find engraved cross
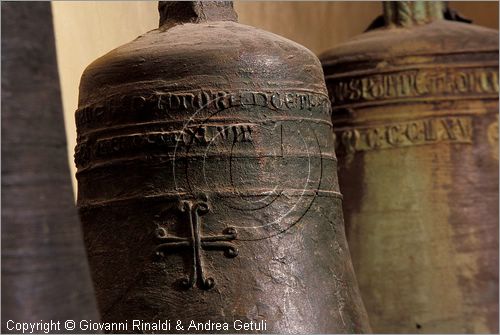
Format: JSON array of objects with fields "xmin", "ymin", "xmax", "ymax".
[{"xmin": 155, "ymin": 199, "xmax": 238, "ymax": 290}]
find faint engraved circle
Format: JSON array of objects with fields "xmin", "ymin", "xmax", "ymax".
[{"xmin": 171, "ymin": 91, "xmax": 327, "ymax": 240}]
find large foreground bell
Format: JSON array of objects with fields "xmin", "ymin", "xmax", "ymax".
[
  {"xmin": 75, "ymin": 1, "xmax": 370, "ymax": 333},
  {"xmin": 320, "ymin": 1, "xmax": 498, "ymax": 333}
]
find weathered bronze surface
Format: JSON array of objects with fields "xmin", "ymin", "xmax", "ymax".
[
  {"xmin": 1, "ymin": 2, "xmax": 99, "ymax": 331},
  {"xmin": 76, "ymin": 1, "xmax": 370, "ymax": 333},
  {"xmin": 321, "ymin": 1, "xmax": 499, "ymax": 333}
]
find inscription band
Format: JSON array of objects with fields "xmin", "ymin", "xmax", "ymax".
[
  {"xmin": 334, "ymin": 116, "xmax": 473, "ymax": 153},
  {"xmin": 327, "ymin": 67, "xmax": 498, "ymax": 105},
  {"xmin": 76, "ymin": 90, "xmax": 331, "ymax": 133}
]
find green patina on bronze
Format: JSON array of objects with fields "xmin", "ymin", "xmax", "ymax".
[
  {"xmin": 383, "ymin": 1, "xmax": 444, "ymax": 27},
  {"xmin": 321, "ymin": 1, "xmax": 499, "ymax": 333}
]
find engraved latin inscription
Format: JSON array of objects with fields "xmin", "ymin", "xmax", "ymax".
[
  {"xmin": 76, "ymin": 90, "xmax": 331, "ymax": 131},
  {"xmin": 75, "ymin": 124, "xmax": 255, "ymax": 167},
  {"xmin": 156, "ymin": 91, "xmax": 330, "ymax": 113},
  {"xmin": 329, "ymin": 68, "xmax": 499, "ymax": 104},
  {"xmin": 335, "ymin": 116, "xmax": 473, "ymax": 153},
  {"xmin": 75, "ymin": 90, "xmax": 332, "ymax": 168},
  {"xmin": 95, "ymin": 124, "xmax": 253, "ymax": 157}
]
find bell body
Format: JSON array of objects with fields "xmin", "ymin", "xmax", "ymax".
[
  {"xmin": 321, "ymin": 2, "xmax": 498, "ymax": 333},
  {"xmin": 76, "ymin": 2, "xmax": 370, "ymax": 333},
  {"xmin": 2, "ymin": 2, "xmax": 98, "ymax": 328}
]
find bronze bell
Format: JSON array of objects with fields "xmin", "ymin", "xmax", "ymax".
[
  {"xmin": 75, "ymin": 1, "xmax": 370, "ymax": 333},
  {"xmin": 321, "ymin": 1, "xmax": 498, "ymax": 333},
  {"xmin": 2, "ymin": 1, "xmax": 99, "ymax": 329}
]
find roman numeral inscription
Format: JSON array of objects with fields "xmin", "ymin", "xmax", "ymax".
[
  {"xmin": 334, "ymin": 116, "xmax": 473, "ymax": 154},
  {"xmin": 96, "ymin": 124, "xmax": 253, "ymax": 155},
  {"xmin": 155, "ymin": 199, "xmax": 238, "ymax": 290},
  {"xmin": 75, "ymin": 124, "xmax": 254, "ymax": 168}
]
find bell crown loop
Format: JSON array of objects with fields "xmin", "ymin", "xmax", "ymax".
[
  {"xmin": 158, "ymin": 1, "xmax": 238, "ymax": 28},
  {"xmin": 383, "ymin": 1, "xmax": 445, "ymax": 28}
]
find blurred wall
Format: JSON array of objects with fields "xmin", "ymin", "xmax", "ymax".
[{"xmin": 52, "ymin": 1, "xmax": 499, "ymax": 196}]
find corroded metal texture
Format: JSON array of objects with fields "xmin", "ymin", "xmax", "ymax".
[
  {"xmin": 1, "ymin": 2, "xmax": 99, "ymax": 331},
  {"xmin": 75, "ymin": 1, "xmax": 370, "ymax": 333},
  {"xmin": 321, "ymin": 1, "xmax": 499, "ymax": 333}
]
